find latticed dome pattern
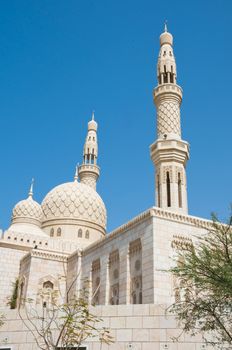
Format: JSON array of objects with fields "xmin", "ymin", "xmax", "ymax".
[
  {"xmin": 41, "ymin": 182, "xmax": 107, "ymax": 229},
  {"xmin": 12, "ymin": 197, "xmax": 43, "ymax": 223}
]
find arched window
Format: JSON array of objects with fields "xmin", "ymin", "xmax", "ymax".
[
  {"xmin": 163, "ymin": 65, "xmax": 168, "ymax": 83},
  {"xmin": 85, "ymin": 230, "xmax": 89, "ymax": 239},
  {"xmin": 178, "ymin": 172, "xmax": 182, "ymax": 208},
  {"xmin": 57, "ymin": 227, "xmax": 61, "ymax": 236},
  {"xmin": 43, "ymin": 281, "xmax": 54, "ymax": 290},
  {"xmin": 166, "ymin": 172, "xmax": 171, "ymax": 207},
  {"xmin": 78, "ymin": 229, "xmax": 82, "ymax": 238}
]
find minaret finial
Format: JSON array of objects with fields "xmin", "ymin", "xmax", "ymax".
[
  {"xmin": 164, "ymin": 20, "xmax": 168, "ymax": 32},
  {"xmin": 92, "ymin": 110, "xmax": 95, "ymax": 121},
  {"xmin": 28, "ymin": 178, "xmax": 34, "ymax": 198},
  {"xmin": 74, "ymin": 164, "xmax": 79, "ymax": 182}
]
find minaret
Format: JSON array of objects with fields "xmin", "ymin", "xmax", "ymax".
[
  {"xmin": 78, "ymin": 112, "xmax": 100, "ymax": 190},
  {"xmin": 150, "ymin": 25, "xmax": 190, "ymax": 214}
]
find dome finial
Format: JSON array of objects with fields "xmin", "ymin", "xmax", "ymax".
[
  {"xmin": 74, "ymin": 164, "xmax": 79, "ymax": 182},
  {"xmin": 92, "ymin": 110, "xmax": 95, "ymax": 121},
  {"xmin": 28, "ymin": 178, "xmax": 34, "ymax": 198},
  {"xmin": 164, "ymin": 20, "xmax": 168, "ymax": 32}
]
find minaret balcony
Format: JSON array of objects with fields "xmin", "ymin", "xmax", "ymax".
[
  {"xmin": 78, "ymin": 163, "xmax": 100, "ymax": 176},
  {"xmin": 154, "ymin": 83, "xmax": 182, "ymax": 102},
  {"xmin": 150, "ymin": 138, "xmax": 190, "ymax": 165}
]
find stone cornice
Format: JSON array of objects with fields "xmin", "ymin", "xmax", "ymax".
[
  {"xmin": 83, "ymin": 209, "xmax": 153, "ymax": 255},
  {"xmin": 0, "ymin": 240, "xmax": 31, "ymax": 252},
  {"xmin": 150, "ymin": 207, "xmax": 213, "ymax": 229},
  {"xmin": 83, "ymin": 207, "xmax": 213, "ymax": 256},
  {"xmin": 21, "ymin": 249, "xmax": 68, "ymax": 263}
]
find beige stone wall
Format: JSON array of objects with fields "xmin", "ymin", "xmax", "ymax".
[
  {"xmin": 0, "ymin": 305, "xmax": 213, "ymax": 350},
  {"xmin": 82, "ymin": 215, "xmax": 154, "ymax": 305},
  {"xmin": 0, "ymin": 245, "xmax": 27, "ymax": 306},
  {"xmin": 19, "ymin": 250, "xmax": 68, "ymax": 304},
  {"xmin": 152, "ymin": 213, "xmax": 208, "ymax": 304}
]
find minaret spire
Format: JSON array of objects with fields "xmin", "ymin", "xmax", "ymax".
[
  {"xmin": 150, "ymin": 27, "xmax": 190, "ymax": 214},
  {"xmin": 74, "ymin": 165, "xmax": 79, "ymax": 182},
  {"xmin": 78, "ymin": 113, "xmax": 100, "ymax": 190},
  {"xmin": 28, "ymin": 178, "xmax": 34, "ymax": 198},
  {"xmin": 164, "ymin": 20, "xmax": 168, "ymax": 32}
]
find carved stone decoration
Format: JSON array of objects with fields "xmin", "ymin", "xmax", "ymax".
[
  {"xmin": 175, "ymin": 166, "xmax": 184, "ymax": 184},
  {"xmin": 92, "ymin": 258, "xmax": 101, "ymax": 305},
  {"xmin": 129, "ymin": 239, "xmax": 142, "ymax": 256},
  {"xmin": 171, "ymin": 234, "xmax": 193, "ymax": 251},
  {"xmin": 129, "ymin": 239, "xmax": 142, "ymax": 304},
  {"xmin": 157, "ymin": 101, "xmax": 181, "ymax": 137},
  {"xmin": 130, "ymin": 275, "xmax": 142, "ymax": 304},
  {"xmin": 162, "ymin": 166, "xmax": 173, "ymax": 183},
  {"xmin": 109, "ymin": 250, "xmax": 119, "ymax": 305},
  {"xmin": 109, "ymin": 283, "xmax": 119, "ymax": 305}
]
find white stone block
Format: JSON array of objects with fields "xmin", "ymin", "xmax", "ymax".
[
  {"xmin": 149, "ymin": 329, "xmax": 166, "ymax": 342},
  {"xmin": 142, "ymin": 343, "xmax": 160, "ymax": 350},
  {"xmin": 117, "ymin": 304, "xmax": 133, "ymax": 316},
  {"xmin": 110, "ymin": 317, "xmax": 126, "ymax": 329},
  {"xmin": 126, "ymin": 316, "xmax": 142, "ymax": 328},
  {"xmin": 142, "ymin": 316, "xmax": 159, "ymax": 328},
  {"xmin": 116, "ymin": 329, "xmax": 132, "ymax": 342},
  {"xmin": 159, "ymin": 316, "xmax": 177, "ymax": 329},
  {"xmin": 132, "ymin": 328, "xmax": 149, "ymax": 341}
]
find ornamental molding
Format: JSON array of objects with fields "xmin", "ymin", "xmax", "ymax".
[
  {"xmin": 31, "ymin": 249, "xmax": 68, "ymax": 262},
  {"xmin": 83, "ymin": 207, "xmax": 213, "ymax": 256},
  {"xmin": 20, "ymin": 249, "xmax": 68, "ymax": 263},
  {"xmin": 171, "ymin": 234, "xmax": 193, "ymax": 250}
]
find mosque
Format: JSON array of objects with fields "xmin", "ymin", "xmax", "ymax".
[{"xmin": 0, "ymin": 26, "xmax": 214, "ymax": 349}]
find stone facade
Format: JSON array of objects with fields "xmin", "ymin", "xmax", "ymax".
[
  {"xmin": 0, "ymin": 25, "xmax": 220, "ymax": 349},
  {"xmin": 0, "ymin": 305, "xmax": 213, "ymax": 350}
]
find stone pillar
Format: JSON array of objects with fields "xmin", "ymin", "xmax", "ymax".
[{"xmin": 119, "ymin": 246, "xmax": 130, "ymax": 304}]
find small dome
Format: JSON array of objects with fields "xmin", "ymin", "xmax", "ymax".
[
  {"xmin": 88, "ymin": 119, "xmax": 97, "ymax": 132},
  {"xmin": 88, "ymin": 111, "xmax": 98, "ymax": 131},
  {"xmin": 160, "ymin": 31, "xmax": 173, "ymax": 46},
  {"xmin": 41, "ymin": 181, "xmax": 107, "ymax": 230},
  {"xmin": 12, "ymin": 196, "xmax": 43, "ymax": 226}
]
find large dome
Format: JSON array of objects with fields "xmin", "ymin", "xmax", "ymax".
[{"xmin": 41, "ymin": 181, "xmax": 107, "ymax": 230}]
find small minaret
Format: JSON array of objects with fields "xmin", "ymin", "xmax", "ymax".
[
  {"xmin": 150, "ymin": 25, "xmax": 190, "ymax": 214},
  {"xmin": 78, "ymin": 112, "xmax": 100, "ymax": 190}
]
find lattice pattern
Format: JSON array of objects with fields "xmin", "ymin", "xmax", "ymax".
[
  {"xmin": 12, "ymin": 197, "xmax": 43, "ymax": 221},
  {"xmin": 157, "ymin": 101, "xmax": 181, "ymax": 137},
  {"xmin": 42, "ymin": 182, "xmax": 106, "ymax": 229}
]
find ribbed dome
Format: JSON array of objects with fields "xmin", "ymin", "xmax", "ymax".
[
  {"xmin": 41, "ymin": 181, "xmax": 107, "ymax": 229},
  {"xmin": 12, "ymin": 196, "xmax": 43, "ymax": 226}
]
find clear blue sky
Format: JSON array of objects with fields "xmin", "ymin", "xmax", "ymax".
[{"xmin": 0, "ymin": 0, "xmax": 231, "ymax": 231}]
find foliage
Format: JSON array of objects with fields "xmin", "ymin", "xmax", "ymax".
[
  {"xmin": 7, "ymin": 278, "xmax": 19, "ymax": 309},
  {"xmin": 18, "ymin": 275, "xmax": 113, "ymax": 350},
  {"xmin": 169, "ymin": 212, "xmax": 232, "ymax": 348}
]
